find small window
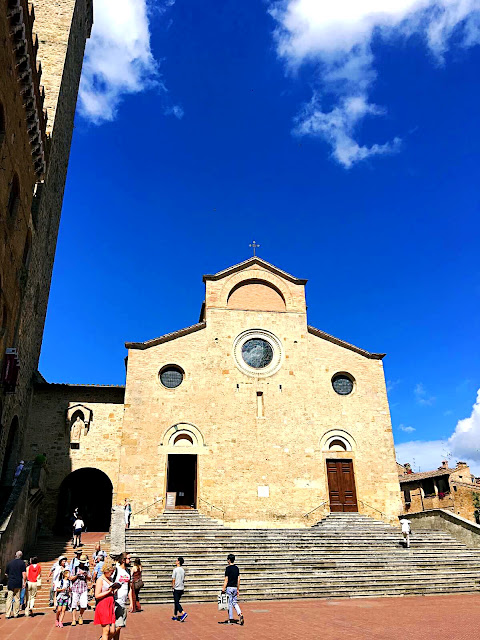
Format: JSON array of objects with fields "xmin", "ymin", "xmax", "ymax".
[
  {"xmin": 329, "ymin": 438, "xmax": 347, "ymax": 451},
  {"xmin": 70, "ymin": 443, "xmax": 80, "ymax": 450},
  {"xmin": 7, "ymin": 173, "xmax": 20, "ymax": 220},
  {"xmin": 173, "ymin": 433, "xmax": 193, "ymax": 446},
  {"xmin": 404, "ymin": 488, "xmax": 411, "ymax": 504},
  {"xmin": 332, "ymin": 373, "xmax": 354, "ymax": 395},
  {"xmin": 160, "ymin": 365, "xmax": 184, "ymax": 389},
  {"xmin": 422, "ymin": 478, "xmax": 435, "ymax": 497}
]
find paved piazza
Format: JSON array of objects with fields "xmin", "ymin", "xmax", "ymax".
[{"xmin": 1, "ymin": 593, "xmax": 479, "ymax": 639}]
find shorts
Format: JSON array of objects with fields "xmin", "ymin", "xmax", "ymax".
[
  {"xmin": 74, "ymin": 528, "xmax": 82, "ymax": 535},
  {"xmin": 71, "ymin": 591, "xmax": 88, "ymax": 610},
  {"xmin": 115, "ymin": 603, "xmax": 128, "ymax": 627}
]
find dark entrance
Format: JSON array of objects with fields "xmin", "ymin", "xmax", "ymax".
[
  {"xmin": 327, "ymin": 459, "xmax": 358, "ymax": 512},
  {"xmin": 56, "ymin": 468, "xmax": 113, "ymax": 533},
  {"xmin": 167, "ymin": 454, "xmax": 197, "ymax": 508}
]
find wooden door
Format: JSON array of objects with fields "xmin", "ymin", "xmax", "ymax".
[{"xmin": 327, "ymin": 460, "xmax": 358, "ymax": 512}]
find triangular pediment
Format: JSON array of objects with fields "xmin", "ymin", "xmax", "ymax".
[{"xmin": 203, "ymin": 257, "xmax": 307, "ymax": 285}]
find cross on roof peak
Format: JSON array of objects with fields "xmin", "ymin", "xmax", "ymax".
[{"xmin": 249, "ymin": 240, "xmax": 260, "ymax": 257}]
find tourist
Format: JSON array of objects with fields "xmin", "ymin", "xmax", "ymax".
[
  {"xmin": 12, "ymin": 460, "xmax": 25, "ymax": 485},
  {"xmin": 94, "ymin": 557, "xmax": 118, "ymax": 640},
  {"xmin": 69, "ymin": 549, "xmax": 82, "ymax": 575},
  {"xmin": 49, "ymin": 556, "xmax": 67, "ymax": 608},
  {"xmin": 4, "ymin": 550, "xmax": 27, "ymax": 619},
  {"xmin": 124, "ymin": 499, "xmax": 132, "ymax": 529},
  {"xmin": 54, "ymin": 569, "xmax": 72, "ymax": 628},
  {"xmin": 131, "ymin": 557, "xmax": 143, "ymax": 612},
  {"xmin": 93, "ymin": 542, "xmax": 103, "ymax": 563},
  {"xmin": 171, "ymin": 556, "xmax": 187, "ymax": 622},
  {"xmin": 72, "ymin": 513, "xmax": 85, "ymax": 548},
  {"xmin": 93, "ymin": 551, "xmax": 106, "ymax": 582},
  {"xmin": 218, "ymin": 554, "xmax": 244, "ymax": 626},
  {"xmin": 112, "ymin": 552, "xmax": 134, "ymax": 639},
  {"xmin": 20, "ymin": 557, "xmax": 29, "ymax": 611},
  {"xmin": 400, "ymin": 518, "xmax": 411, "ymax": 548},
  {"xmin": 70, "ymin": 553, "xmax": 90, "ymax": 626},
  {"xmin": 25, "ymin": 556, "xmax": 42, "ymax": 616}
]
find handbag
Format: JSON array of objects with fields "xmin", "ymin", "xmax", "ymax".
[
  {"xmin": 134, "ymin": 579, "xmax": 144, "ymax": 590},
  {"xmin": 218, "ymin": 591, "xmax": 228, "ymax": 611}
]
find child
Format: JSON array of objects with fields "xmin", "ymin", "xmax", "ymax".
[{"xmin": 55, "ymin": 569, "xmax": 71, "ymax": 628}]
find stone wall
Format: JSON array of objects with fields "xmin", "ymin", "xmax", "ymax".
[
  {"xmin": 119, "ymin": 262, "xmax": 402, "ymax": 526},
  {"xmin": 24, "ymin": 384, "xmax": 124, "ymax": 529}
]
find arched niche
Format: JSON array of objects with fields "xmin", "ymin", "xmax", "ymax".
[
  {"xmin": 162, "ymin": 423, "xmax": 205, "ymax": 448},
  {"xmin": 320, "ymin": 429, "xmax": 356, "ymax": 453},
  {"xmin": 218, "ymin": 269, "xmax": 295, "ymax": 311},
  {"xmin": 227, "ymin": 279, "xmax": 286, "ymax": 312}
]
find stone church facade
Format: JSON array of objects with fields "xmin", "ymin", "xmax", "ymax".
[{"xmin": 26, "ymin": 258, "xmax": 402, "ymax": 530}]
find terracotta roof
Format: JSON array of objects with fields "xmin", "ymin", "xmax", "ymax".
[
  {"xmin": 125, "ymin": 322, "xmax": 206, "ymax": 350},
  {"xmin": 203, "ymin": 257, "xmax": 307, "ymax": 285},
  {"xmin": 399, "ymin": 468, "xmax": 453, "ymax": 483},
  {"xmin": 307, "ymin": 325, "xmax": 386, "ymax": 360}
]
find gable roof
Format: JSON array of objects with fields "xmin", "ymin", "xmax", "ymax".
[
  {"xmin": 203, "ymin": 257, "xmax": 307, "ymax": 285},
  {"xmin": 125, "ymin": 322, "xmax": 206, "ymax": 350},
  {"xmin": 399, "ymin": 468, "xmax": 453, "ymax": 483},
  {"xmin": 307, "ymin": 325, "xmax": 386, "ymax": 360}
]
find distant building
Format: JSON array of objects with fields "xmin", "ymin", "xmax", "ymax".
[
  {"xmin": 0, "ymin": 0, "xmax": 92, "ymax": 566},
  {"xmin": 398, "ymin": 460, "xmax": 480, "ymax": 523}
]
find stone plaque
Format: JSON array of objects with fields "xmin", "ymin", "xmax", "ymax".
[{"xmin": 165, "ymin": 492, "xmax": 177, "ymax": 510}]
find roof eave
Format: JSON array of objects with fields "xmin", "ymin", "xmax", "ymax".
[
  {"xmin": 203, "ymin": 257, "xmax": 307, "ymax": 285},
  {"xmin": 307, "ymin": 325, "xmax": 385, "ymax": 360},
  {"xmin": 125, "ymin": 322, "xmax": 207, "ymax": 350}
]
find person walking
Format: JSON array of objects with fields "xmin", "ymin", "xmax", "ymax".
[
  {"xmin": 124, "ymin": 499, "xmax": 132, "ymax": 529},
  {"xmin": 171, "ymin": 557, "xmax": 187, "ymax": 622},
  {"xmin": 218, "ymin": 554, "xmax": 244, "ymax": 626},
  {"xmin": 93, "ymin": 542, "xmax": 103, "ymax": 563},
  {"xmin": 94, "ymin": 557, "xmax": 118, "ymax": 640},
  {"xmin": 72, "ymin": 514, "xmax": 85, "ymax": 548},
  {"xmin": 49, "ymin": 556, "xmax": 67, "ymax": 609},
  {"xmin": 93, "ymin": 551, "xmax": 106, "ymax": 582},
  {"xmin": 25, "ymin": 556, "xmax": 41, "ymax": 616},
  {"xmin": 112, "ymin": 552, "xmax": 134, "ymax": 640},
  {"xmin": 54, "ymin": 569, "xmax": 72, "ymax": 628},
  {"xmin": 400, "ymin": 518, "xmax": 411, "ymax": 548},
  {"xmin": 69, "ymin": 549, "xmax": 82, "ymax": 575},
  {"xmin": 4, "ymin": 551, "xmax": 27, "ymax": 618},
  {"xmin": 131, "ymin": 557, "xmax": 143, "ymax": 612},
  {"xmin": 70, "ymin": 554, "xmax": 90, "ymax": 626}
]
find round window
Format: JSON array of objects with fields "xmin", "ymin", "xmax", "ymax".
[
  {"xmin": 241, "ymin": 338, "xmax": 274, "ymax": 369},
  {"xmin": 332, "ymin": 373, "xmax": 354, "ymax": 395},
  {"xmin": 160, "ymin": 366, "xmax": 184, "ymax": 389}
]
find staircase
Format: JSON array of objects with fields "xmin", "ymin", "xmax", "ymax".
[
  {"xmin": 126, "ymin": 511, "xmax": 480, "ymax": 604},
  {"xmin": 26, "ymin": 532, "xmax": 108, "ymax": 610}
]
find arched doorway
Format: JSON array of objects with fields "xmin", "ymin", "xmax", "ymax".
[
  {"xmin": 56, "ymin": 468, "xmax": 113, "ymax": 533},
  {"xmin": 1, "ymin": 416, "xmax": 20, "ymax": 486}
]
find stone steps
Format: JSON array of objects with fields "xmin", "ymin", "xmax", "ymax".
[{"xmin": 125, "ymin": 511, "xmax": 480, "ymax": 603}]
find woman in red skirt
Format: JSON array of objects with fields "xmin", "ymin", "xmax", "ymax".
[{"xmin": 94, "ymin": 558, "xmax": 118, "ymax": 640}]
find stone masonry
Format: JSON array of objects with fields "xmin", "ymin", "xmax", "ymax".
[{"xmin": 26, "ymin": 257, "xmax": 403, "ymax": 530}]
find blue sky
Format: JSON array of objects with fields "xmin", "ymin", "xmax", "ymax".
[{"xmin": 40, "ymin": 0, "xmax": 480, "ymax": 472}]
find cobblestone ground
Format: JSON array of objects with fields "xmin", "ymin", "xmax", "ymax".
[{"xmin": 1, "ymin": 593, "xmax": 479, "ymax": 639}]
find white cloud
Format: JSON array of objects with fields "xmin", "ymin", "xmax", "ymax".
[
  {"xmin": 399, "ymin": 424, "xmax": 416, "ymax": 432},
  {"xmin": 270, "ymin": 0, "xmax": 480, "ymax": 167},
  {"xmin": 395, "ymin": 388, "xmax": 480, "ymax": 475},
  {"xmin": 414, "ymin": 382, "xmax": 436, "ymax": 405},
  {"xmin": 165, "ymin": 105, "xmax": 184, "ymax": 119},
  {"xmin": 79, "ymin": 0, "xmax": 161, "ymax": 123}
]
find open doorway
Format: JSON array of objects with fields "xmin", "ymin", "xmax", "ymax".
[
  {"xmin": 167, "ymin": 454, "xmax": 197, "ymax": 508},
  {"xmin": 56, "ymin": 468, "xmax": 113, "ymax": 533}
]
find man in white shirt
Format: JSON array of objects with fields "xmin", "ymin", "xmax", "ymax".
[
  {"xmin": 400, "ymin": 518, "xmax": 411, "ymax": 548},
  {"xmin": 73, "ymin": 516, "xmax": 85, "ymax": 548},
  {"xmin": 113, "ymin": 553, "xmax": 133, "ymax": 639}
]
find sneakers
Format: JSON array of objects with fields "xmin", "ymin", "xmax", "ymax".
[
  {"xmin": 78, "ymin": 616, "xmax": 83, "ymax": 625},
  {"xmin": 180, "ymin": 612, "xmax": 188, "ymax": 622},
  {"xmin": 71, "ymin": 619, "xmax": 76, "ymax": 626},
  {"xmin": 218, "ymin": 619, "xmax": 234, "ymax": 624},
  {"xmin": 55, "ymin": 620, "xmax": 59, "ymax": 627},
  {"xmin": 172, "ymin": 616, "xmax": 178, "ymax": 621},
  {"xmin": 240, "ymin": 614, "xmax": 244, "ymax": 626},
  {"xmin": 59, "ymin": 622, "xmax": 64, "ymax": 628}
]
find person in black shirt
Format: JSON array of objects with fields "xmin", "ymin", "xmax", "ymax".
[
  {"xmin": 218, "ymin": 554, "xmax": 244, "ymax": 626},
  {"xmin": 5, "ymin": 551, "xmax": 27, "ymax": 618}
]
